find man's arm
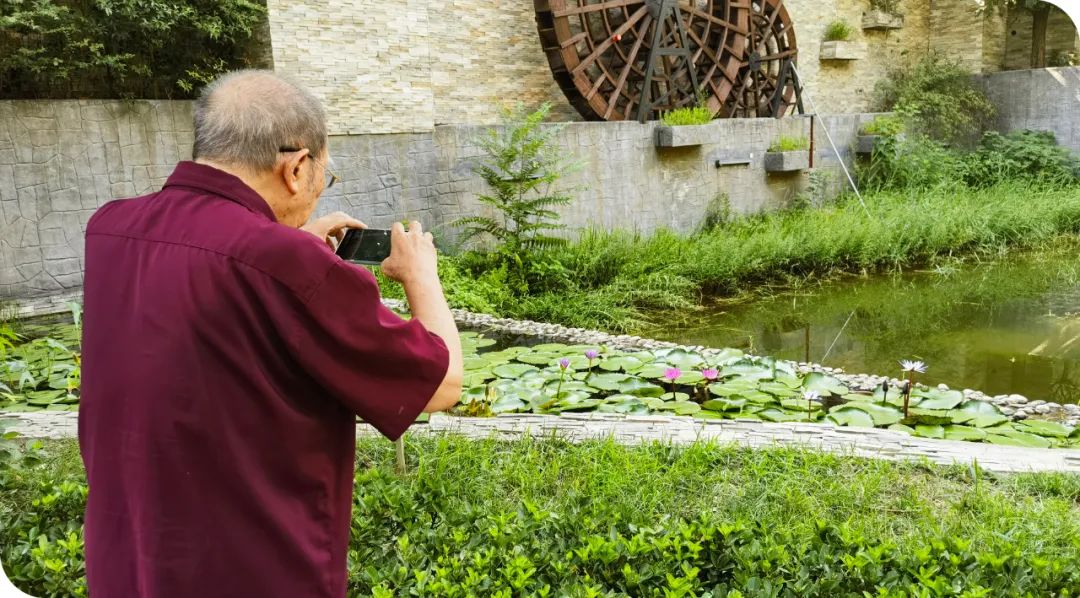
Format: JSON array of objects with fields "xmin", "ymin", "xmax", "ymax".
[{"xmin": 382, "ymin": 221, "xmax": 463, "ymax": 413}]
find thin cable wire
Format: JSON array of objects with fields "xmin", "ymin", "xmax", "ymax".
[
  {"xmin": 790, "ymin": 63, "xmax": 873, "ymax": 219},
  {"xmin": 820, "ymin": 310, "xmax": 856, "ymax": 363}
]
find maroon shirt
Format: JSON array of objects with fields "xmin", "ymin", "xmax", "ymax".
[{"xmin": 79, "ymin": 161, "xmax": 449, "ymax": 597}]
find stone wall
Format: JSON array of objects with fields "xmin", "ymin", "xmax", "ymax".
[
  {"xmin": 976, "ymin": 66, "xmax": 1080, "ymax": 153},
  {"xmin": 1005, "ymin": 6, "xmax": 1080, "ymax": 71},
  {"xmin": 266, "ymin": 0, "xmax": 1007, "ymax": 132},
  {"xmin": 0, "ymin": 99, "xmax": 877, "ymax": 300}
]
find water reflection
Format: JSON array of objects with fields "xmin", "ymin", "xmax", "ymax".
[{"xmin": 654, "ymin": 243, "xmax": 1080, "ymax": 405}]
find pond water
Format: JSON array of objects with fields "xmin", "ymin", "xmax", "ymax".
[{"xmin": 653, "ymin": 242, "xmax": 1080, "ymax": 406}]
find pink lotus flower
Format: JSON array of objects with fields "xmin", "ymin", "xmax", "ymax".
[
  {"xmin": 701, "ymin": 368, "xmax": 719, "ymax": 381},
  {"xmin": 663, "ymin": 367, "xmax": 682, "ymax": 382},
  {"xmin": 558, "ymin": 358, "xmax": 571, "ymax": 370},
  {"xmin": 585, "ymin": 350, "xmax": 600, "ymax": 360}
]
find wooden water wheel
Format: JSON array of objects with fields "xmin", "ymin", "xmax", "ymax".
[
  {"xmin": 535, "ymin": 0, "xmax": 751, "ymax": 121},
  {"xmin": 723, "ymin": 0, "xmax": 800, "ymax": 118}
]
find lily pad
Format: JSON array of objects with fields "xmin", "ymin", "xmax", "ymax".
[
  {"xmin": 780, "ymin": 398, "xmax": 823, "ymax": 412},
  {"xmin": 827, "ymin": 407, "xmax": 875, "ymax": 428},
  {"xmin": 617, "ymin": 379, "xmax": 666, "ymax": 398},
  {"xmin": 914, "ymin": 389, "xmax": 964, "ymax": 410},
  {"xmin": 760, "ymin": 382, "xmax": 801, "ymax": 398},
  {"xmin": 914, "ymin": 425, "xmax": 945, "ymax": 439},
  {"xmin": 672, "ymin": 402, "xmax": 702, "ymax": 416},
  {"xmin": 598, "ymin": 355, "xmax": 645, "ymax": 373},
  {"xmin": 708, "ymin": 380, "xmax": 758, "ymax": 397},
  {"xmin": 659, "ymin": 392, "xmax": 691, "ymax": 402},
  {"xmin": 703, "ymin": 398, "xmax": 747, "ymax": 412},
  {"xmin": 802, "ymin": 372, "xmax": 849, "ymax": 396},
  {"xmin": 902, "ymin": 409, "xmax": 953, "ymax": 426},
  {"xmin": 759, "ymin": 408, "xmax": 808, "ymax": 423},
  {"xmin": 888, "ymin": 423, "xmax": 915, "ymax": 435},
  {"xmin": 490, "ymin": 395, "xmax": 527, "ymax": 413},
  {"xmin": 842, "ymin": 402, "xmax": 904, "ymax": 426},
  {"xmin": 943, "ymin": 425, "xmax": 988, "ymax": 442},
  {"xmin": 515, "ymin": 352, "xmax": 560, "ymax": 365},
  {"xmin": 492, "ymin": 364, "xmax": 539, "ymax": 378},
  {"xmin": 584, "ymin": 373, "xmax": 632, "ymax": 392},
  {"xmin": 662, "ymin": 348, "xmax": 706, "ymax": 369},
  {"xmin": 1016, "ymin": 420, "xmax": 1075, "ymax": 439},
  {"xmin": 721, "ymin": 364, "xmax": 775, "ymax": 381},
  {"xmin": 986, "ymin": 431, "xmax": 1052, "ymax": 449}
]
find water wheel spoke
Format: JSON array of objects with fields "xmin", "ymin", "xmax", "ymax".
[{"xmin": 553, "ymin": 0, "xmax": 642, "ymax": 17}]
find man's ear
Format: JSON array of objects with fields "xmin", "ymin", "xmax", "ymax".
[{"xmin": 281, "ymin": 149, "xmax": 310, "ymax": 195}]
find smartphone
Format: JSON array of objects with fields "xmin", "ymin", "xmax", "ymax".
[{"xmin": 335, "ymin": 228, "xmax": 391, "ymax": 265}]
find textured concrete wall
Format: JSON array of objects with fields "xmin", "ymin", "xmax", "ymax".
[
  {"xmin": 0, "ymin": 101, "xmax": 193, "ymax": 298},
  {"xmin": 976, "ymin": 67, "xmax": 1080, "ymax": 153},
  {"xmin": 0, "ymin": 99, "xmax": 875, "ymax": 300},
  {"xmin": 1005, "ymin": 6, "xmax": 1080, "ymax": 71}
]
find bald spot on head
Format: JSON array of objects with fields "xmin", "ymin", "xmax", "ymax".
[{"xmin": 193, "ymin": 70, "xmax": 327, "ymax": 173}]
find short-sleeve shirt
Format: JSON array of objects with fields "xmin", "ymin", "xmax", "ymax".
[{"xmin": 78, "ymin": 161, "xmax": 449, "ymax": 598}]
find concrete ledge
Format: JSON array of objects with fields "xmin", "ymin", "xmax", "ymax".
[
  {"xmin": 862, "ymin": 10, "xmax": 903, "ymax": 31},
  {"xmin": 655, "ymin": 124, "xmax": 716, "ymax": 147},
  {"xmin": 855, "ymin": 135, "xmax": 881, "ymax": 155},
  {"xmin": 7, "ymin": 411, "xmax": 1080, "ymax": 474},
  {"xmin": 820, "ymin": 41, "xmax": 867, "ymax": 61},
  {"xmin": 764, "ymin": 150, "xmax": 809, "ymax": 172}
]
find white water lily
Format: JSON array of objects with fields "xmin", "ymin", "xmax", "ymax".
[
  {"xmin": 899, "ymin": 360, "xmax": 927, "ymax": 374},
  {"xmin": 803, "ymin": 390, "xmax": 821, "ymax": 402}
]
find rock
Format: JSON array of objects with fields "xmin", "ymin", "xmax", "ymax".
[
  {"xmin": 937, "ymin": 383, "xmax": 949, "ymax": 391},
  {"xmin": 1006, "ymin": 394, "xmax": 1028, "ymax": 405},
  {"xmin": 1029, "ymin": 400, "xmax": 1046, "ymax": 407},
  {"xmin": 1000, "ymin": 407, "xmax": 1015, "ymax": 415},
  {"xmin": 1035, "ymin": 404, "xmax": 1052, "ymax": 414},
  {"xmin": 1013, "ymin": 412, "xmax": 1029, "ymax": 420}
]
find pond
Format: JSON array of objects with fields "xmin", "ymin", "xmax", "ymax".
[{"xmin": 652, "ymin": 241, "xmax": 1080, "ymax": 406}]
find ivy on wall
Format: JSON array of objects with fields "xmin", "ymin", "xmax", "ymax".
[{"xmin": 0, "ymin": 0, "xmax": 269, "ymax": 99}]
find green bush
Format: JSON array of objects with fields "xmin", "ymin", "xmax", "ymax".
[
  {"xmin": 963, "ymin": 130, "xmax": 1080, "ymax": 188},
  {"xmin": 858, "ymin": 134, "xmax": 966, "ymax": 191},
  {"xmin": 0, "ymin": 0, "xmax": 267, "ymax": 99},
  {"xmin": 823, "ymin": 20, "xmax": 855, "ymax": 42},
  {"xmin": 3, "ymin": 438, "xmax": 1079, "ymax": 596},
  {"xmin": 858, "ymin": 114, "xmax": 904, "ymax": 136},
  {"xmin": 874, "ymin": 53, "xmax": 996, "ymax": 145},
  {"xmin": 767, "ymin": 135, "xmax": 809, "ymax": 152},
  {"xmin": 870, "ymin": 0, "xmax": 903, "ymax": 16},
  {"xmin": 660, "ymin": 105, "xmax": 713, "ymax": 126}
]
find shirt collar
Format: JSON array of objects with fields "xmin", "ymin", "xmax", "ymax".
[{"xmin": 163, "ymin": 161, "xmax": 278, "ymax": 222}]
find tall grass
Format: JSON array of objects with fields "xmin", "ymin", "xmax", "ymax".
[{"xmin": 411, "ymin": 183, "xmax": 1080, "ymax": 331}]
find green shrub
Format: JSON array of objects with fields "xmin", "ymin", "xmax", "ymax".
[
  {"xmin": 0, "ymin": 0, "xmax": 267, "ymax": 99},
  {"xmin": 4, "ymin": 438, "xmax": 1080, "ymax": 596},
  {"xmin": 870, "ymin": 0, "xmax": 903, "ymax": 16},
  {"xmin": 858, "ymin": 134, "xmax": 966, "ymax": 190},
  {"xmin": 963, "ymin": 130, "xmax": 1080, "ymax": 188},
  {"xmin": 823, "ymin": 20, "xmax": 855, "ymax": 42},
  {"xmin": 859, "ymin": 114, "xmax": 904, "ymax": 136},
  {"xmin": 768, "ymin": 135, "xmax": 809, "ymax": 152},
  {"xmin": 874, "ymin": 53, "xmax": 996, "ymax": 144},
  {"xmin": 660, "ymin": 105, "xmax": 713, "ymax": 126}
]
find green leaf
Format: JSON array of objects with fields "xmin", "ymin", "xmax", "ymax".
[
  {"xmin": 947, "ymin": 400, "xmax": 1005, "ymax": 423},
  {"xmin": 617, "ymin": 378, "xmax": 666, "ymax": 397},
  {"xmin": 598, "ymin": 355, "xmax": 645, "ymax": 373},
  {"xmin": 888, "ymin": 423, "xmax": 915, "ymax": 435},
  {"xmin": 659, "ymin": 392, "xmax": 690, "ymax": 402},
  {"xmin": 672, "ymin": 402, "xmax": 702, "ymax": 415},
  {"xmin": 841, "ymin": 402, "xmax": 904, "ymax": 426},
  {"xmin": 703, "ymin": 398, "xmax": 747, "ymax": 412},
  {"xmin": 986, "ymin": 431, "xmax": 1052, "ymax": 449},
  {"xmin": 914, "ymin": 389, "xmax": 964, "ymax": 410},
  {"xmin": 802, "ymin": 372, "xmax": 849, "ymax": 396},
  {"xmin": 708, "ymin": 380, "xmax": 758, "ymax": 397},
  {"xmin": 943, "ymin": 425, "xmax": 988, "ymax": 442},
  {"xmin": 584, "ymin": 373, "xmax": 632, "ymax": 392},
  {"xmin": 902, "ymin": 408, "xmax": 954, "ymax": 426},
  {"xmin": 516, "ymin": 352, "xmax": 560, "ymax": 365},
  {"xmin": 1015, "ymin": 420, "xmax": 1075, "ymax": 439},
  {"xmin": 827, "ymin": 407, "xmax": 875, "ymax": 428},
  {"xmin": 914, "ymin": 425, "xmax": 945, "ymax": 439},
  {"xmin": 759, "ymin": 408, "xmax": 808, "ymax": 423},
  {"xmin": 492, "ymin": 364, "xmax": 539, "ymax": 378}
]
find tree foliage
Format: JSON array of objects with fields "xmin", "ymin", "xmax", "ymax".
[{"xmin": 0, "ymin": 0, "xmax": 267, "ymax": 99}]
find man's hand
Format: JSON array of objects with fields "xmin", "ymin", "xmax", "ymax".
[
  {"xmin": 381, "ymin": 221, "xmax": 437, "ymax": 285},
  {"xmin": 301, "ymin": 211, "xmax": 366, "ymax": 249}
]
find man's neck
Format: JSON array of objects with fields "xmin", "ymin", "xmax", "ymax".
[{"xmin": 194, "ymin": 158, "xmax": 291, "ymax": 224}]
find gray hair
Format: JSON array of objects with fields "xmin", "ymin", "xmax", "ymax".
[{"xmin": 193, "ymin": 70, "xmax": 328, "ymax": 172}]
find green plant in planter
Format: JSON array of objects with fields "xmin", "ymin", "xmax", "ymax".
[
  {"xmin": 859, "ymin": 114, "xmax": 904, "ymax": 136},
  {"xmin": 768, "ymin": 136, "xmax": 809, "ymax": 152},
  {"xmin": 869, "ymin": 0, "xmax": 903, "ymax": 17},
  {"xmin": 660, "ymin": 105, "xmax": 713, "ymax": 126},
  {"xmin": 823, "ymin": 20, "xmax": 855, "ymax": 42}
]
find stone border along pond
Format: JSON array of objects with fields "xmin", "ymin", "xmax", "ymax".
[{"xmin": 5, "ymin": 297, "xmax": 1080, "ymax": 472}]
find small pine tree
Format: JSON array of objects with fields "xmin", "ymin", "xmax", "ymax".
[{"xmin": 452, "ymin": 103, "xmax": 577, "ymax": 262}]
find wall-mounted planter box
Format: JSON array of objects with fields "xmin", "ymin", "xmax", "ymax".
[
  {"xmin": 764, "ymin": 151, "xmax": 810, "ymax": 173},
  {"xmin": 656, "ymin": 124, "xmax": 715, "ymax": 147},
  {"xmin": 820, "ymin": 41, "xmax": 867, "ymax": 61},
  {"xmin": 862, "ymin": 10, "xmax": 904, "ymax": 31},
  {"xmin": 855, "ymin": 135, "xmax": 881, "ymax": 155}
]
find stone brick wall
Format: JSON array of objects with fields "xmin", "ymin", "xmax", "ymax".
[
  {"xmin": 1, "ymin": 99, "xmax": 878, "ymax": 300},
  {"xmin": 1005, "ymin": 6, "xmax": 1080, "ymax": 70}
]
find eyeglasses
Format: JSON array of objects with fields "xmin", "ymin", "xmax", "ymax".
[{"xmin": 279, "ymin": 147, "xmax": 340, "ymax": 190}]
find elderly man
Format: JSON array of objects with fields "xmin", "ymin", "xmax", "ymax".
[{"xmin": 78, "ymin": 70, "xmax": 463, "ymax": 597}]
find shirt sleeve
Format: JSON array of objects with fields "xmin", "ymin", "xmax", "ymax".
[{"xmin": 288, "ymin": 261, "xmax": 449, "ymax": 440}]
